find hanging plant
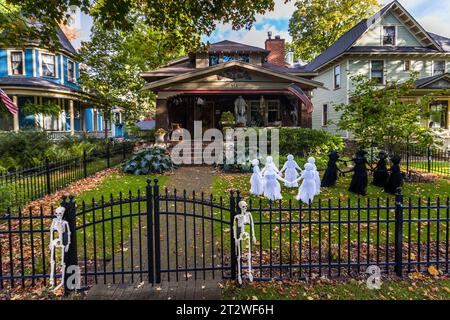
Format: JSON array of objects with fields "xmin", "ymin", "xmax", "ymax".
[{"xmin": 22, "ymin": 101, "xmax": 61, "ymax": 117}]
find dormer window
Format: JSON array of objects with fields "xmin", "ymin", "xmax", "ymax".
[
  {"xmin": 9, "ymin": 51, "xmax": 24, "ymax": 75},
  {"xmin": 209, "ymin": 54, "xmax": 219, "ymax": 66},
  {"xmin": 67, "ymin": 60, "xmax": 75, "ymax": 82},
  {"xmin": 41, "ymin": 53, "xmax": 56, "ymax": 77},
  {"xmin": 383, "ymin": 26, "xmax": 396, "ymax": 46}
]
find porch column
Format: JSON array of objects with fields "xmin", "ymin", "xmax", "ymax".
[
  {"xmin": 69, "ymin": 99, "xmax": 75, "ymax": 136},
  {"xmin": 12, "ymin": 96, "xmax": 19, "ymax": 132},
  {"xmin": 156, "ymin": 98, "xmax": 169, "ymax": 130}
]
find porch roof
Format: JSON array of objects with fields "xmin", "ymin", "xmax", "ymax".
[
  {"xmin": 415, "ymin": 73, "xmax": 450, "ymax": 89},
  {"xmin": 143, "ymin": 60, "xmax": 325, "ymax": 91},
  {"xmin": 0, "ymin": 77, "xmax": 88, "ymax": 100}
]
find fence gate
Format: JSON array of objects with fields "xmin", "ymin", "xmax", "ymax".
[{"xmin": 154, "ymin": 183, "xmax": 233, "ymax": 283}]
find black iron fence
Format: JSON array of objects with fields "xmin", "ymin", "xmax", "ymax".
[
  {"xmin": 0, "ymin": 143, "xmax": 134, "ymax": 211},
  {"xmin": 0, "ymin": 181, "xmax": 449, "ymax": 293},
  {"xmin": 384, "ymin": 145, "xmax": 450, "ymax": 178}
]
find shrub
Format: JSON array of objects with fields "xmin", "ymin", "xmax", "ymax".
[
  {"xmin": 0, "ymin": 131, "xmax": 51, "ymax": 169},
  {"xmin": 278, "ymin": 128, "xmax": 345, "ymax": 157},
  {"xmin": 123, "ymin": 147, "xmax": 175, "ymax": 175}
]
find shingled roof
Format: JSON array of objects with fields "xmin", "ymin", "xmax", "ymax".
[
  {"xmin": 207, "ymin": 40, "xmax": 268, "ymax": 53},
  {"xmin": 304, "ymin": 0, "xmax": 447, "ymax": 72}
]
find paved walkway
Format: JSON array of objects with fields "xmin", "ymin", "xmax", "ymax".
[{"xmin": 85, "ymin": 166, "xmax": 224, "ymax": 300}]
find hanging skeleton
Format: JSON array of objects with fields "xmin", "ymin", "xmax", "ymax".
[
  {"xmin": 49, "ymin": 206, "xmax": 71, "ymax": 292},
  {"xmin": 233, "ymin": 201, "xmax": 256, "ymax": 284}
]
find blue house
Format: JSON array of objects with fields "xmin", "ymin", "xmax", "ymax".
[{"xmin": 0, "ymin": 28, "xmax": 125, "ymax": 138}]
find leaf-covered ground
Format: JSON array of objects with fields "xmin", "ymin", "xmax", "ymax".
[{"xmin": 222, "ymin": 274, "xmax": 450, "ymax": 300}]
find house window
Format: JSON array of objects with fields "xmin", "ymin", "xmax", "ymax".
[
  {"xmin": 383, "ymin": 26, "xmax": 396, "ymax": 45},
  {"xmin": 10, "ymin": 51, "xmax": 24, "ymax": 75},
  {"xmin": 67, "ymin": 60, "xmax": 75, "ymax": 82},
  {"xmin": 209, "ymin": 54, "xmax": 220, "ymax": 66},
  {"xmin": 222, "ymin": 55, "xmax": 234, "ymax": 63},
  {"xmin": 41, "ymin": 54, "xmax": 56, "ymax": 77},
  {"xmin": 322, "ymin": 104, "xmax": 328, "ymax": 126},
  {"xmin": 433, "ymin": 60, "xmax": 446, "ymax": 76},
  {"xmin": 236, "ymin": 54, "xmax": 250, "ymax": 63},
  {"xmin": 248, "ymin": 100, "xmax": 264, "ymax": 126},
  {"xmin": 404, "ymin": 60, "xmax": 411, "ymax": 71},
  {"xmin": 334, "ymin": 65, "xmax": 341, "ymax": 89},
  {"xmin": 371, "ymin": 60, "xmax": 384, "ymax": 84},
  {"xmin": 429, "ymin": 101, "xmax": 448, "ymax": 129},
  {"xmin": 267, "ymin": 100, "xmax": 280, "ymax": 123}
]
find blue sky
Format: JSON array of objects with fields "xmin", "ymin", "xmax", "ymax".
[{"xmin": 73, "ymin": 0, "xmax": 450, "ymax": 49}]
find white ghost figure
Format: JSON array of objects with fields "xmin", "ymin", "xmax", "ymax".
[
  {"xmin": 308, "ymin": 157, "xmax": 321, "ymax": 195},
  {"xmin": 280, "ymin": 154, "xmax": 302, "ymax": 188},
  {"xmin": 262, "ymin": 166, "xmax": 286, "ymax": 201},
  {"xmin": 261, "ymin": 156, "xmax": 279, "ymax": 175},
  {"xmin": 250, "ymin": 159, "xmax": 264, "ymax": 196},
  {"xmin": 292, "ymin": 163, "xmax": 317, "ymax": 204}
]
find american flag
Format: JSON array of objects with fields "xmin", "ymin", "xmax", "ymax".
[
  {"xmin": 288, "ymin": 84, "xmax": 314, "ymax": 113},
  {"xmin": 0, "ymin": 88, "xmax": 18, "ymax": 115}
]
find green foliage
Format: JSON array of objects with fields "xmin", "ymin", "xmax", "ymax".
[
  {"xmin": 123, "ymin": 147, "xmax": 175, "ymax": 175},
  {"xmin": 288, "ymin": 0, "xmax": 380, "ymax": 62},
  {"xmin": 334, "ymin": 73, "xmax": 435, "ymax": 151},
  {"xmin": 78, "ymin": 17, "xmax": 185, "ymax": 127},
  {"xmin": 21, "ymin": 101, "xmax": 61, "ymax": 117},
  {"xmin": 0, "ymin": 131, "xmax": 51, "ymax": 169},
  {"xmin": 278, "ymin": 128, "xmax": 345, "ymax": 157},
  {"xmin": 6, "ymin": 0, "xmax": 275, "ymax": 50},
  {"xmin": 220, "ymin": 112, "xmax": 235, "ymax": 128}
]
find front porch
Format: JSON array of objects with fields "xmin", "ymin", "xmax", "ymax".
[
  {"xmin": 0, "ymin": 93, "xmax": 122, "ymax": 139},
  {"xmin": 161, "ymin": 92, "xmax": 312, "ymax": 133}
]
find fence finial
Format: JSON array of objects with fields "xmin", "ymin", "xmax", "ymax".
[
  {"xmin": 154, "ymin": 178, "xmax": 159, "ymax": 185},
  {"xmin": 146, "ymin": 178, "xmax": 152, "ymax": 185}
]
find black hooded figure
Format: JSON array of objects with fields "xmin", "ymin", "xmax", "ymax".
[
  {"xmin": 322, "ymin": 150, "xmax": 343, "ymax": 187},
  {"xmin": 384, "ymin": 155, "xmax": 403, "ymax": 195},
  {"xmin": 348, "ymin": 149, "xmax": 370, "ymax": 196},
  {"xmin": 372, "ymin": 151, "xmax": 390, "ymax": 188}
]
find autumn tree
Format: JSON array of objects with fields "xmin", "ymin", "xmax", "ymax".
[
  {"xmin": 78, "ymin": 17, "xmax": 185, "ymax": 137},
  {"xmin": 334, "ymin": 74, "xmax": 435, "ymax": 152},
  {"xmin": 288, "ymin": 0, "xmax": 380, "ymax": 62},
  {"xmin": 3, "ymin": 0, "xmax": 276, "ymax": 50}
]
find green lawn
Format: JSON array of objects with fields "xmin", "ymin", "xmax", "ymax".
[
  {"xmin": 74, "ymin": 172, "xmax": 169, "ymax": 260},
  {"xmin": 407, "ymin": 161, "xmax": 450, "ymax": 176},
  {"xmin": 211, "ymin": 173, "xmax": 450, "ymax": 249},
  {"xmin": 222, "ymin": 275, "xmax": 450, "ymax": 300}
]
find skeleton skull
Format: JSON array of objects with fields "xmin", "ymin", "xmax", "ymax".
[
  {"xmin": 55, "ymin": 206, "xmax": 66, "ymax": 219},
  {"xmin": 238, "ymin": 200, "xmax": 247, "ymax": 213}
]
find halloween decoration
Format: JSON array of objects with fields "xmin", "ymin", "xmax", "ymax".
[
  {"xmin": 262, "ymin": 166, "xmax": 286, "ymax": 201},
  {"xmin": 308, "ymin": 157, "xmax": 321, "ymax": 195},
  {"xmin": 250, "ymin": 159, "xmax": 264, "ymax": 196},
  {"xmin": 348, "ymin": 149, "xmax": 371, "ymax": 196},
  {"xmin": 49, "ymin": 207, "xmax": 71, "ymax": 292},
  {"xmin": 233, "ymin": 201, "xmax": 256, "ymax": 284},
  {"xmin": 372, "ymin": 151, "xmax": 390, "ymax": 188},
  {"xmin": 384, "ymin": 155, "xmax": 403, "ymax": 195},
  {"xmin": 292, "ymin": 163, "xmax": 317, "ymax": 204},
  {"xmin": 322, "ymin": 151, "xmax": 344, "ymax": 187},
  {"xmin": 280, "ymin": 154, "xmax": 301, "ymax": 188}
]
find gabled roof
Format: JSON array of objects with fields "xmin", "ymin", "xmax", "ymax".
[
  {"xmin": 429, "ymin": 33, "xmax": 450, "ymax": 52},
  {"xmin": 305, "ymin": 0, "xmax": 445, "ymax": 72},
  {"xmin": 415, "ymin": 73, "xmax": 450, "ymax": 89},
  {"xmin": 207, "ymin": 40, "xmax": 268, "ymax": 54},
  {"xmin": 143, "ymin": 60, "xmax": 325, "ymax": 91}
]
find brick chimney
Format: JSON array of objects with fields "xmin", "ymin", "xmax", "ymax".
[{"xmin": 265, "ymin": 34, "xmax": 286, "ymax": 67}]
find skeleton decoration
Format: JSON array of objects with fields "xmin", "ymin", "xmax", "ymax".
[
  {"xmin": 49, "ymin": 206, "xmax": 71, "ymax": 292},
  {"xmin": 233, "ymin": 201, "xmax": 256, "ymax": 285}
]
